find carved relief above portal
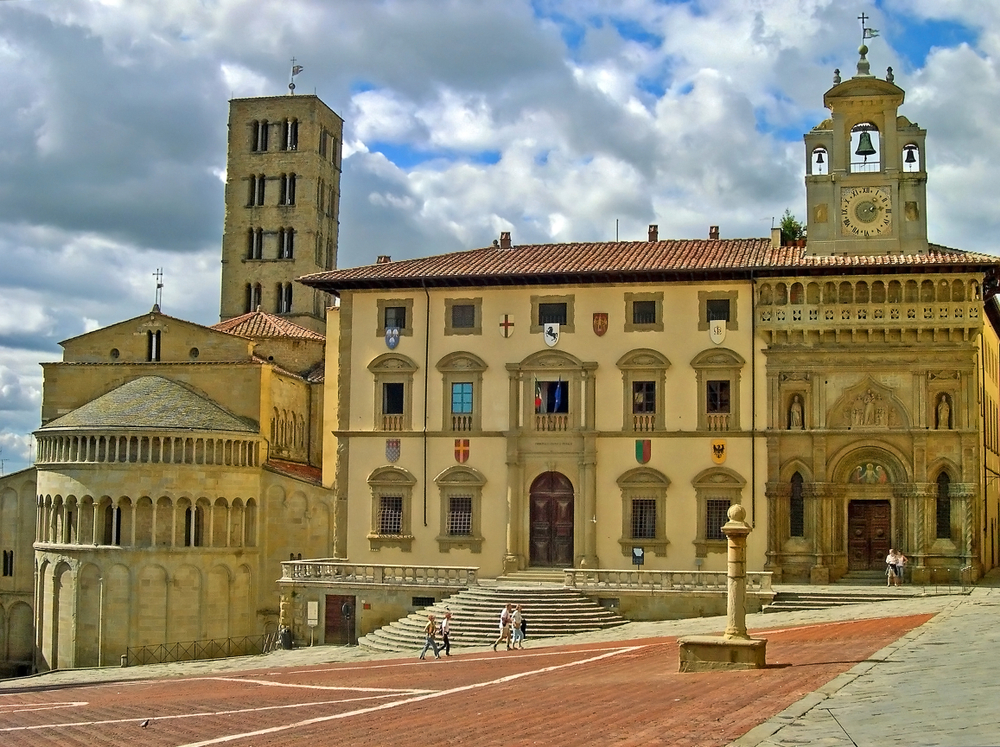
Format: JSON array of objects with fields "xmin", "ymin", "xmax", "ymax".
[{"xmin": 827, "ymin": 379, "xmax": 909, "ymax": 429}]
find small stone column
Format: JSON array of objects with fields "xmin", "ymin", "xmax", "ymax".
[
  {"xmin": 677, "ymin": 503, "xmax": 767, "ymax": 671},
  {"xmin": 723, "ymin": 503, "xmax": 751, "ymax": 640}
]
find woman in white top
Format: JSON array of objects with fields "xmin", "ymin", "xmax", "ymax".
[{"xmin": 885, "ymin": 549, "xmax": 899, "ymax": 587}]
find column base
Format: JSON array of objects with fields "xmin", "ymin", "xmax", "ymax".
[{"xmin": 678, "ymin": 635, "xmax": 767, "ymax": 672}]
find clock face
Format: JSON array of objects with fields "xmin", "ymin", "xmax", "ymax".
[{"xmin": 841, "ymin": 187, "xmax": 892, "ymax": 237}]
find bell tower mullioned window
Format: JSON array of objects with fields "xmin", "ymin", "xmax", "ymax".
[{"xmin": 804, "ymin": 45, "xmax": 928, "ymax": 257}]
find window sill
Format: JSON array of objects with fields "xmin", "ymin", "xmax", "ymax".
[
  {"xmin": 436, "ymin": 535, "xmax": 483, "ymax": 553},
  {"xmin": 367, "ymin": 533, "xmax": 414, "ymax": 552},
  {"xmin": 618, "ymin": 538, "xmax": 669, "ymax": 557},
  {"xmin": 694, "ymin": 539, "xmax": 727, "ymax": 557}
]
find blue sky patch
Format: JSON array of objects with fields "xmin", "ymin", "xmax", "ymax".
[
  {"xmin": 369, "ymin": 141, "xmax": 500, "ymax": 169},
  {"xmin": 880, "ymin": 12, "xmax": 978, "ymax": 69}
]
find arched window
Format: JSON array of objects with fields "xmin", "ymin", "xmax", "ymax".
[
  {"xmin": 850, "ymin": 123, "xmax": 880, "ymax": 173},
  {"xmin": 936, "ymin": 472, "xmax": 951, "ymax": 540},
  {"xmin": 185, "ymin": 505, "xmax": 204, "ymax": 547},
  {"xmin": 789, "ymin": 472, "xmax": 804, "ymax": 537}
]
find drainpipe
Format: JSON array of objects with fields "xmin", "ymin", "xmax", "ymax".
[{"xmin": 422, "ymin": 281, "xmax": 430, "ymax": 527}]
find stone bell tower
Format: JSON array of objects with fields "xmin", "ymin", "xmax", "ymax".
[
  {"xmin": 219, "ymin": 93, "xmax": 343, "ymax": 333},
  {"xmin": 804, "ymin": 43, "xmax": 928, "ymax": 257}
]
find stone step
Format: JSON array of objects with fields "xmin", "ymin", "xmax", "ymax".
[
  {"xmin": 763, "ymin": 589, "xmax": 904, "ymax": 613},
  {"xmin": 358, "ymin": 585, "xmax": 627, "ymax": 653}
]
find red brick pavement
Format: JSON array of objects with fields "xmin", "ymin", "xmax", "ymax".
[{"xmin": 0, "ymin": 614, "xmax": 931, "ymax": 747}]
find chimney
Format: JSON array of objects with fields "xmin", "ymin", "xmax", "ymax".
[
  {"xmin": 709, "ymin": 225, "xmax": 720, "ymax": 240},
  {"xmin": 770, "ymin": 227, "xmax": 782, "ymax": 249},
  {"xmin": 499, "ymin": 231, "xmax": 512, "ymax": 250},
  {"xmin": 648, "ymin": 224, "xmax": 658, "ymax": 242},
  {"xmin": 376, "ymin": 255, "xmax": 391, "ymax": 264}
]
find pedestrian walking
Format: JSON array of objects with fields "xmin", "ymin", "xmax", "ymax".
[
  {"xmin": 492, "ymin": 603, "xmax": 513, "ymax": 651},
  {"xmin": 418, "ymin": 614, "xmax": 441, "ymax": 660},
  {"xmin": 511, "ymin": 604, "xmax": 525, "ymax": 649},
  {"xmin": 886, "ymin": 549, "xmax": 900, "ymax": 587},
  {"xmin": 440, "ymin": 611, "xmax": 453, "ymax": 656}
]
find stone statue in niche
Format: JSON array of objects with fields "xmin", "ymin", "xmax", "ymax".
[
  {"xmin": 936, "ymin": 393, "xmax": 952, "ymax": 430},
  {"xmin": 789, "ymin": 395, "xmax": 804, "ymax": 430},
  {"xmin": 849, "ymin": 389, "xmax": 888, "ymax": 427},
  {"xmin": 850, "ymin": 462, "xmax": 890, "ymax": 484}
]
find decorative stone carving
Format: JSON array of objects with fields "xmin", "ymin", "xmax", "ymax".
[
  {"xmin": 936, "ymin": 393, "xmax": 951, "ymax": 430},
  {"xmin": 828, "ymin": 380, "xmax": 907, "ymax": 429},
  {"xmin": 928, "ymin": 371, "xmax": 960, "ymax": 381},
  {"xmin": 779, "ymin": 372, "xmax": 810, "ymax": 382}
]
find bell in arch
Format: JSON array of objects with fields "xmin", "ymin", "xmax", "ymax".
[
  {"xmin": 815, "ymin": 150, "xmax": 825, "ymax": 164},
  {"xmin": 904, "ymin": 146, "xmax": 917, "ymax": 164},
  {"xmin": 855, "ymin": 131, "xmax": 877, "ymax": 160}
]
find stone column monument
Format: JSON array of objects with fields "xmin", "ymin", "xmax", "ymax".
[{"xmin": 678, "ymin": 504, "xmax": 768, "ymax": 671}]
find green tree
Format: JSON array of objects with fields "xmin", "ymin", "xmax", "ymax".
[{"xmin": 779, "ymin": 209, "xmax": 804, "ymax": 244}]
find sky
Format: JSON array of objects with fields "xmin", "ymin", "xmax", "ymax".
[{"xmin": 2, "ymin": 0, "xmax": 1000, "ymax": 473}]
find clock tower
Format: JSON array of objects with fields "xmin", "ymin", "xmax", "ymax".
[{"xmin": 804, "ymin": 44, "xmax": 928, "ymax": 256}]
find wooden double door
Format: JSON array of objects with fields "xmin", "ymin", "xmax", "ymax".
[
  {"xmin": 847, "ymin": 500, "xmax": 891, "ymax": 571},
  {"xmin": 529, "ymin": 471, "xmax": 574, "ymax": 567},
  {"xmin": 324, "ymin": 594, "xmax": 356, "ymax": 645}
]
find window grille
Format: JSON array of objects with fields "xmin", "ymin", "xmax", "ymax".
[
  {"xmin": 632, "ymin": 300, "xmax": 657, "ymax": 325},
  {"xmin": 706, "ymin": 499, "xmax": 730, "ymax": 541},
  {"xmin": 451, "ymin": 304, "xmax": 476, "ymax": 328},
  {"xmin": 538, "ymin": 302, "xmax": 567, "ymax": 325},
  {"xmin": 706, "ymin": 299, "xmax": 730, "ymax": 322},
  {"xmin": 790, "ymin": 472, "xmax": 804, "ymax": 537},
  {"xmin": 631, "ymin": 499, "xmax": 656, "ymax": 539},
  {"xmin": 379, "ymin": 496, "xmax": 403, "ymax": 535},
  {"xmin": 936, "ymin": 473, "xmax": 951, "ymax": 539},
  {"xmin": 448, "ymin": 495, "xmax": 473, "ymax": 536}
]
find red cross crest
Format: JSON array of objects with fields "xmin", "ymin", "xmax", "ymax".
[
  {"xmin": 454, "ymin": 439, "xmax": 470, "ymax": 463},
  {"xmin": 499, "ymin": 314, "xmax": 514, "ymax": 338}
]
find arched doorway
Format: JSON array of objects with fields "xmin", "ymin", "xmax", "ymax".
[{"xmin": 529, "ymin": 472, "xmax": 574, "ymax": 567}]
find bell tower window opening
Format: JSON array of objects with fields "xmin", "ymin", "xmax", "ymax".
[
  {"xmin": 278, "ymin": 228, "xmax": 295, "ymax": 259},
  {"xmin": 850, "ymin": 123, "xmax": 880, "ymax": 173},
  {"xmin": 277, "ymin": 283, "xmax": 293, "ymax": 314},
  {"xmin": 936, "ymin": 472, "xmax": 951, "ymax": 540},
  {"xmin": 247, "ymin": 228, "xmax": 263, "ymax": 260},
  {"xmin": 903, "ymin": 144, "xmax": 920, "ymax": 173},
  {"xmin": 253, "ymin": 119, "xmax": 269, "ymax": 152},
  {"xmin": 789, "ymin": 472, "xmax": 805, "ymax": 537},
  {"xmin": 280, "ymin": 173, "xmax": 296, "ymax": 205},
  {"xmin": 282, "ymin": 118, "xmax": 299, "ymax": 151},
  {"xmin": 811, "ymin": 147, "xmax": 828, "ymax": 176},
  {"xmin": 146, "ymin": 330, "xmax": 161, "ymax": 362}
]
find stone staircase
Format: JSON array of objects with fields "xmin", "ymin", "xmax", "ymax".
[
  {"xmin": 763, "ymin": 589, "xmax": 901, "ymax": 613},
  {"xmin": 358, "ymin": 584, "xmax": 627, "ymax": 654}
]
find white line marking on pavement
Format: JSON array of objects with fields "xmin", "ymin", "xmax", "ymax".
[
  {"xmin": 178, "ymin": 645, "xmax": 646, "ymax": 747},
  {"xmin": 202, "ymin": 677, "xmax": 433, "ymax": 694},
  {"xmin": 0, "ymin": 692, "xmax": 410, "ymax": 734},
  {"xmin": 0, "ymin": 701, "xmax": 88, "ymax": 714}
]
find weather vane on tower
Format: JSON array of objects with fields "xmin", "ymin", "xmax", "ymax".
[
  {"xmin": 858, "ymin": 12, "xmax": 879, "ymax": 41},
  {"xmin": 289, "ymin": 58, "xmax": 304, "ymax": 95}
]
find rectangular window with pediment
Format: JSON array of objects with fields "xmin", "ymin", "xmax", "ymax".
[
  {"xmin": 617, "ymin": 469, "xmax": 670, "ymax": 556},
  {"xmin": 436, "ymin": 467, "xmax": 485, "ymax": 552}
]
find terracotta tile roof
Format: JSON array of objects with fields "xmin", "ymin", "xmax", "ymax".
[
  {"xmin": 265, "ymin": 458, "xmax": 323, "ymax": 486},
  {"xmin": 299, "ymin": 240, "xmax": 1000, "ymax": 292},
  {"xmin": 40, "ymin": 376, "xmax": 258, "ymax": 433},
  {"xmin": 212, "ymin": 310, "xmax": 325, "ymax": 341}
]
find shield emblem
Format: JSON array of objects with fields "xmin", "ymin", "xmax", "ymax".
[
  {"xmin": 543, "ymin": 322, "xmax": 560, "ymax": 347},
  {"xmin": 385, "ymin": 439, "xmax": 401, "ymax": 463},
  {"xmin": 635, "ymin": 439, "xmax": 651, "ymax": 464},
  {"xmin": 385, "ymin": 327, "xmax": 400, "ymax": 349},
  {"xmin": 593, "ymin": 313, "xmax": 608, "ymax": 337},
  {"xmin": 711, "ymin": 439, "xmax": 726, "ymax": 464},
  {"xmin": 499, "ymin": 314, "xmax": 515, "ymax": 338},
  {"xmin": 709, "ymin": 319, "xmax": 726, "ymax": 345},
  {"xmin": 454, "ymin": 438, "xmax": 470, "ymax": 463}
]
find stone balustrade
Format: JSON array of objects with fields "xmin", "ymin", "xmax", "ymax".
[
  {"xmin": 563, "ymin": 569, "xmax": 773, "ymax": 593},
  {"xmin": 280, "ymin": 560, "xmax": 478, "ymax": 586}
]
